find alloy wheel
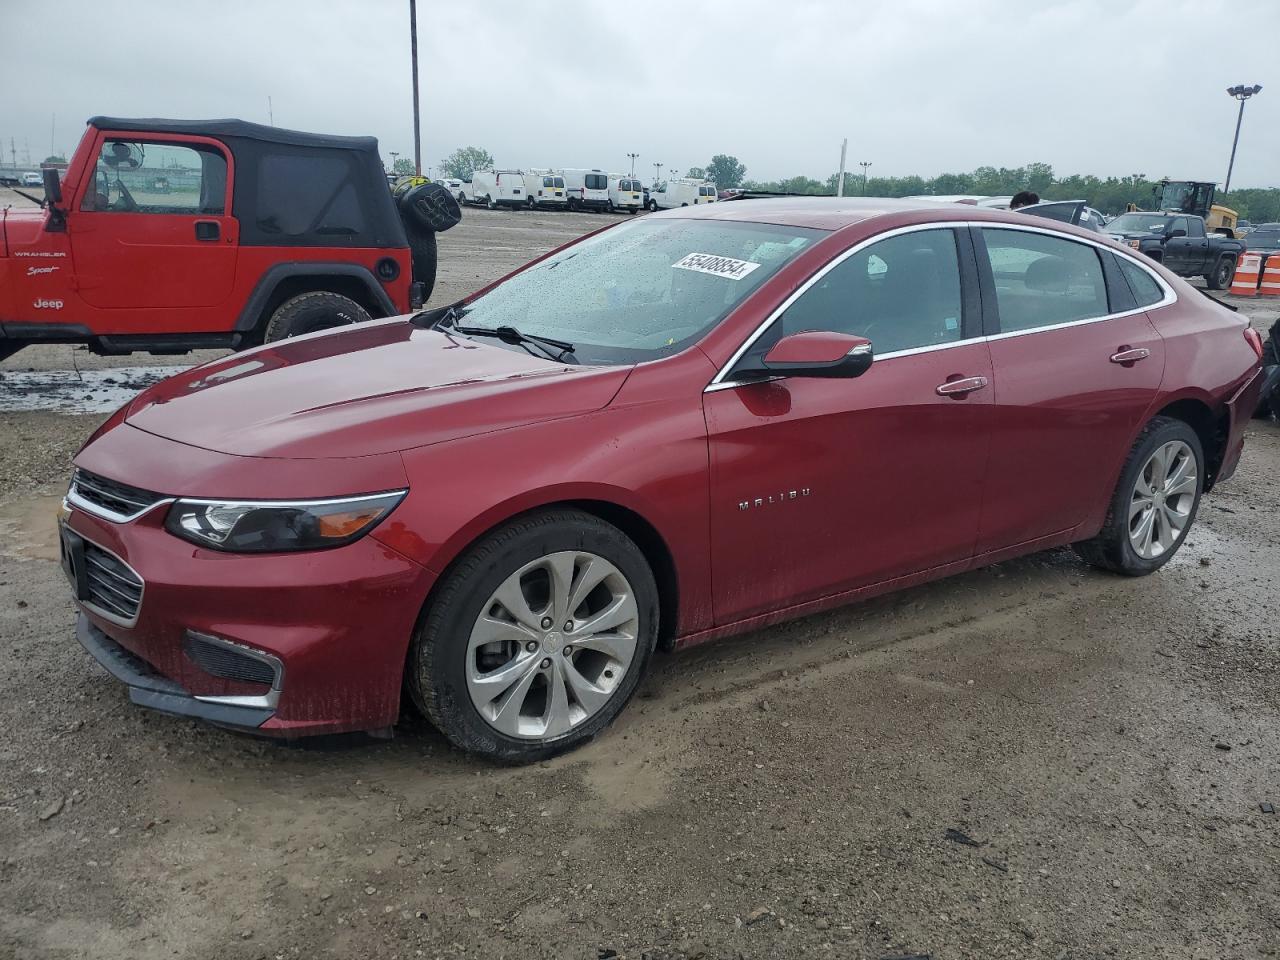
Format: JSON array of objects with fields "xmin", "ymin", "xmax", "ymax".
[
  {"xmin": 465, "ymin": 551, "xmax": 639, "ymax": 740},
  {"xmin": 1128, "ymin": 439, "xmax": 1197, "ymax": 559}
]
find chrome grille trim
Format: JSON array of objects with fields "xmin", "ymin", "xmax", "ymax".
[
  {"xmin": 80, "ymin": 538, "xmax": 145, "ymax": 628},
  {"xmin": 68, "ymin": 469, "xmax": 174, "ymax": 524}
]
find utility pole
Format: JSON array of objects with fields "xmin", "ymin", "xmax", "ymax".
[
  {"xmin": 50, "ymin": 114, "xmax": 55, "ymax": 158},
  {"xmin": 836, "ymin": 138, "xmax": 848, "ymax": 197},
  {"xmin": 409, "ymin": 0, "xmax": 423, "ymax": 176},
  {"xmin": 859, "ymin": 161, "xmax": 872, "ymax": 195},
  {"xmin": 389, "ymin": 150, "xmax": 400, "ymax": 174},
  {"xmin": 1224, "ymin": 84, "xmax": 1262, "ymax": 194},
  {"xmin": 653, "ymin": 162, "xmax": 663, "ymax": 184},
  {"xmin": 268, "ymin": 96, "xmax": 274, "ymax": 126},
  {"xmin": 627, "ymin": 152, "xmax": 639, "ymax": 176}
]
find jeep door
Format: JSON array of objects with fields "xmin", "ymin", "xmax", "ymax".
[
  {"xmin": 704, "ymin": 225, "xmax": 994, "ymax": 624},
  {"xmin": 68, "ymin": 134, "xmax": 238, "ymax": 313}
]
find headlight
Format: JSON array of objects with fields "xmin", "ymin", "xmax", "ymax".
[{"xmin": 164, "ymin": 491, "xmax": 406, "ymax": 553}]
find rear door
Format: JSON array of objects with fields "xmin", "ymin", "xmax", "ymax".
[
  {"xmin": 972, "ymin": 225, "xmax": 1166, "ymax": 554},
  {"xmin": 68, "ymin": 134, "xmax": 237, "ymax": 310},
  {"xmin": 705, "ymin": 225, "xmax": 994, "ymax": 622}
]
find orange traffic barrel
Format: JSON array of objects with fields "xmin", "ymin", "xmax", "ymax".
[
  {"xmin": 1230, "ymin": 253, "xmax": 1262, "ymax": 297},
  {"xmin": 1260, "ymin": 253, "xmax": 1280, "ymax": 298}
]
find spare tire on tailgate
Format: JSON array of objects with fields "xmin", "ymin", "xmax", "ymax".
[{"xmin": 395, "ymin": 182, "xmax": 462, "ymax": 234}]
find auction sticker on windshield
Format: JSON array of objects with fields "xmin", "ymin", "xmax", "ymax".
[{"xmin": 672, "ymin": 253, "xmax": 762, "ymax": 280}]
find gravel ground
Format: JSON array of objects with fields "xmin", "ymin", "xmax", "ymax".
[{"xmin": 2, "ymin": 204, "xmax": 1279, "ymax": 960}]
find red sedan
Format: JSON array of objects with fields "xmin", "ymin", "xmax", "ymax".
[{"xmin": 60, "ymin": 199, "xmax": 1264, "ymax": 761}]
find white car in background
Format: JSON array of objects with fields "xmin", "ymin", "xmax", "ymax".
[
  {"xmin": 647, "ymin": 178, "xmax": 717, "ymax": 210},
  {"xmin": 21, "ymin": 171, "xmax": 43, "ymax": 187},
  {"xmin": 470, "ymin": 169, "xmax": 526, "ymax": 209},
  {"xmin": 561, "ymin": 169, "xmax": 611, "ymax": 212},
  {"xmin": 524, "ymin": 170, "xmax": 568, "ymax": 208}
]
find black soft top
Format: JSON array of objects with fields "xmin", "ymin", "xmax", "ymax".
[{"xmin": 88, "ymin": 116, "xmax": 379, "ymax": 153}]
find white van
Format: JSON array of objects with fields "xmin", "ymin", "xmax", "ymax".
[
  {"xmin": 608, "ymin": 175, "xmax": 644, "ymax": 214},
  {"xmin": 523, "ymin": 170, "xmax": 568, "ymax": 208},
  {"xmin": 647, "ymin": 178, "xmax": 717, "ymax": 211},
  {"xmin": 560, "ymin": 168, "xmax": 610, "ymax": 212},
  {"xmin": 470, "ymin": 169, "xmax": 525, "ymax": 209}
]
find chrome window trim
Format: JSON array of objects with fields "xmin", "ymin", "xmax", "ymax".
[
  {"xmin": 172, "ymin": 491, "xmax": 405, "ymax": 509},
  {"xmin": 705, "ymin": 219, "xmax": 1178, "ymax": 393},
  {"xmin": 187, "ymin": 630, "xmax": 284, "ymax": 711},
  {"xmin": 71, "ymin": 531, "xmax": 146, "ymax": 629}
]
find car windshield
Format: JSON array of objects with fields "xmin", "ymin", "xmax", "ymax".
[
  {"xmin": 1248, "ymin": 231, "xmax": 1280, "ymax": 250},
  {"xmin": 449, "ymin": 218, "xmax": 824, "ymax": 365},
  {"xmin": 1108, "ymin": 214, "xmax": 1173, "ymax": 233}
]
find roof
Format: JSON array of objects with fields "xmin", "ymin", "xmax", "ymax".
[
  {"xmin": 87, "ymin": 117, "xmax": 380, "ymax": 153},
  {"xmin": 651, "ymin": 196, "xmax": 1064, "ymax": 231}
]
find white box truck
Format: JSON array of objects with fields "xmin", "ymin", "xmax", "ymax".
[
  {"xmin": 561, "ymin": 168, "xmax": 611, "ymax": 212},
  {"xmin": 470, "ymin": 169, "xmax": 526, "ymax": 209},
  {"xmin": 523, "ymin": 170, "xmax": 568, "ymax": 208},
  {"xmin": 608, "ymin": 175, "xmax": 645, "ymax": 214},
  {"xmin": 647, "ymin": 179, "xmax": 717, "ymax": 211}
]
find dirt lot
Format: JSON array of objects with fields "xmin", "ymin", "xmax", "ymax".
[{"xmin": 2, "ymin": 204, "xmax": 1279, "ymax": 960}]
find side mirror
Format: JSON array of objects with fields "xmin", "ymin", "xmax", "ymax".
[
  {"xmin": 1167, "ymin": 228, "xmax": 1187, "ymax": 239},
  {"xmin": 739, "ymin": 331, "xmax": 874, "ymax": 380},
  {"xmin": 42, "ymin": 168, "xmax": 62, "ymax": 205}
]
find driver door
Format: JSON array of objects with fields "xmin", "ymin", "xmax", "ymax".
[
  {"xmin": 703, "ymin": 226, "xmax": 995, "ymax": 624},
  {"xmin": 68, "ymin": 134, "xmax": 238, "ymax": 314}
]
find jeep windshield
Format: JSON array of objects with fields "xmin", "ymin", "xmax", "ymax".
[
  {"xmin": 1108, "ymin": 214, "xmax": 1175, "ymax": 234},
  {"xmin": 443, "ymin": 218, "xmax": 822, "ymax": 365}
]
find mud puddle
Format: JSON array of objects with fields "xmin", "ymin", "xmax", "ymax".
[{"xmin": 0, "ymin": 365, "xmax": 190, "ymax": 414}]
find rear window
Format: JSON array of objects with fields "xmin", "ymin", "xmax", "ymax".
[
  {"xmin": 1117, "ymin": 256, "xmax": 1166, "ymax": 308},
  {"xmin": 699, "ymin": 185, "xmax": 715, "ymax": 196},
  {"xmin": 543, "ymin": 177, "xmax": 556, "ymax": 187},
  {"xmin": 585, "ymin": 173, "xmax": 607, "ymax": 190}
]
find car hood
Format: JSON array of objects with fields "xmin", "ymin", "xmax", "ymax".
[
  {"xmin": 125, "ymin": 318, "xmax": 633, "ymax": 459},
  {"xmin": 1, "ymin": 207, "xmax": 49, "ymax": 255}
]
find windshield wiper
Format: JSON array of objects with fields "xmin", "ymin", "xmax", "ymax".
[{"xmin": 451, "ymin": 322, "xmax": 577, "ymax": 363}]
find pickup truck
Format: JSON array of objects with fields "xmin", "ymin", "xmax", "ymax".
[{"xmin": 1105, "ymin": 211, "xmax": 1244, "ymax": 289}]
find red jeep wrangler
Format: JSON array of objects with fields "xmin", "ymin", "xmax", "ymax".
[{"xmin": 0, "ymin": 117, "xmax": 457, "ymax": 362}]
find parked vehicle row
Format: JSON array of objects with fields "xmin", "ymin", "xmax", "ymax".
[
  {"xmin": 448, "ymin": 168, "xmax": 716, "ymax": 214},
  {"xmin": 60, "ymin": 198, "xmax": 1264, "ymax": 763}
]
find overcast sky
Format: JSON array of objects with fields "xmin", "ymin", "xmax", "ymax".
[{"xmin": 2, "ymin": 0, "xmax": 1276, "ymax": 187}]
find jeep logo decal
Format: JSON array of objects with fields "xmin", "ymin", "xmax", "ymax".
[{"xmin": 33, "ymin": 298, "xmax": 65, "ymax": 310}]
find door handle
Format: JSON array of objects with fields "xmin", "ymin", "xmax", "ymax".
[
  {"xmin": 1109, "ymin": 347, "xmax": 1150, "ymax": 364},
  {"xmin": 194, "ymin": 220, "xmax": 220, "ymax": 241},
  {"xmin": 935, "ymin": 375, "xmax": 989, "ymax": 397}
]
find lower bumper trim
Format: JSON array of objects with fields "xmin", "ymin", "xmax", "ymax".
[{"xmin": 76, "ymin": 613, "xmax": 274, "ymax": 728}]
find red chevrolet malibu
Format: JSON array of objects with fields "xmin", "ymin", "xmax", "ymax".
[{"xmin": 60, "ymin": 199, "xmax": 1264, "ymax": 761}]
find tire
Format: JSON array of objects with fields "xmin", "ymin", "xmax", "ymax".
[
  {"xmin": 629, "ymin": 207, "xmax": 638, "ymax": 216},
  {"xmin": 407, "ymin": 508, "xmax": 659, "ymax": 763},
  {"xmin": 1205, "ymin": 255, "xmax": 1235, "ymax": 290},
  {"xmin": 1072, "ymin": 416, "xmax": 1204, "ymax": 576},
  {"xmin": 263, "ymin": 291, "xmax": 372, "ymax": 342},
  {"xmin": 485, "ymin": 195, "xmax": 495, "ymax": 210},
  {"xmin": 404, "ymin": 223, "xmax": 438, "ymax": 299},
  {"xmin": 456, "ymin": 192, "xmax": 466, "ymax": 206},
  {"xmin": 647, "ymin": 200, "xmax": 657, "ymax": 212},
  {"xmin": 397, "ymin": 182, "xmax": 461, "ymax": 233}
]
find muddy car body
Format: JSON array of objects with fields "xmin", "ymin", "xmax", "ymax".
[{"xmin": 61, "ymin": 198, "xmax": 1263, "ymax": 761}]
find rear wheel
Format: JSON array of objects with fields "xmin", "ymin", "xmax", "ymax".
[
  {"xmin": 1072, "ymin": 416, "xmax": 1203, "ymax": 575},
  {"xmin": 485, "ymin": 194, "xmax": 495, "ymax": 210},
  {"xmin": 263, "ymin": 291, "xmax": 372, "ymax": 342},
  {"xmin": 1205, "ymin": 255, "xmax": 1236, "ymax": 290},
  {"xmin": 407, "ymin": 509, "xmax": 659, "ymax": 763}
]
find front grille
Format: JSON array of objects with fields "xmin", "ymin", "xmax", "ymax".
[
  {"xmin": 72, "ymin": 469, "xmax": 165, "ymax": 520},
  {"xmin": 82, "ymin": 542, "xmax": 143, "ymax": 622},
  {"xmin": 183, "ymin": 634, "xmax": 277, "ymax": 686}
]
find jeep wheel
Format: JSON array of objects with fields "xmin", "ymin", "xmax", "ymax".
[
  {"xmin": 1205, "ymin": 255, "xmax": 1236, "ymax": 291},
  {"xmin": 263, "ymin": 291, "xmax": 372, "ymax": 342}
]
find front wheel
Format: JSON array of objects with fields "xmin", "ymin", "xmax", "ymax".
[
  {"xmin": 407, "ymin": 509, "xmax": 659, "ymax": 762},
  {"xmin": 1072, "ymin": 416, "xmax": 1204, "ymax": 575},
  {"xmin": 1205, "ymin": 255, "xmax": 1236, "ymax": 290},
  {"xmin": 485, "ymin": 195, "xmax": 495, "ymax": 210},
  {"xmin": 647, "ymin": 200, "xmax": 657, "ymax": 212}
]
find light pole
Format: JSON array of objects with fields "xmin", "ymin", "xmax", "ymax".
[
  {"xmin": 409, "ymin": 0, "xmax": 422, "ymax": 175},
  {"xmin": 1224, "ymin": 84, "xmax": 1261, "ymax": 194},
  {"xmin": 389, "ymin": 151, "xmax": 399, "ymax": 174},
  {"xmin": 859, "ymin": 161, "xmax": 872, "ymax": 195},
  {"xmin": 627, "ymin": 152, "xmax": 639, "ymax": 176},
  {"xmin": 653, "ymin": 162, "xmax": 663, "ymax": 184}
]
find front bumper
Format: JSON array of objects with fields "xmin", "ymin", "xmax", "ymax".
[
  {"xmin": 64, "ymin": 501, "xmax": 432, "ymax": 737},
  {"xmin": 77, "ymin": 613, "xmax": 276, "ymax": 729}
]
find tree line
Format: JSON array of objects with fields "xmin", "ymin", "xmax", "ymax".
[{"xmin": 428, "ymin": 148, "xmax": 1280, "ymax": 222}]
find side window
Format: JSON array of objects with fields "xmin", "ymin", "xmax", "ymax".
[
  {"xmin": 777, "ymin": 229, "xmax": 964, "ymax": 355},
  {"xmin": 1169, "ymin": 217, "xmax": 1189, "ymax": 235},
  {"xmin": 1117, "ymin": 256, "xmax": 1165, "ymax": 308},
  {"xmin": 82, "ymin": 140, "xmax": 226, "ymax": 215},
  {"xmin": 982, "ymin": 229, "xmax": 1108, "ymax": 333}
]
